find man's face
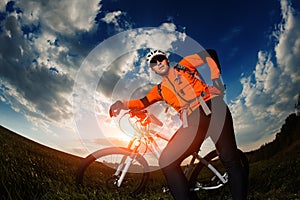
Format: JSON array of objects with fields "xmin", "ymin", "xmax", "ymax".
[{"xmin": 150, "ymin": 55, "xmax": 170, "ymax": 76}]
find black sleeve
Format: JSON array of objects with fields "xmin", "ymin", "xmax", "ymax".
[{"xmin": 140, "ymin": 96, "xmax": 150, "ymax": 107}]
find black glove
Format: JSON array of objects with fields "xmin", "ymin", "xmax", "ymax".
[{"xmin": 109, "ymin": 100, "xmax": 125, "ymax": 117}]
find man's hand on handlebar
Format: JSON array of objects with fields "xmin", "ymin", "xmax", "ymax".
[
  {"xmin": 109, "ymin": 100, "xmax": 125, "ymax": 117},
  {"xmin": 109, "ymin": 102, "xmax": 163, "ymax": 127},
  {"xmin": 130, "ymin": 110, "xmax": 163, "ymax": 127}
]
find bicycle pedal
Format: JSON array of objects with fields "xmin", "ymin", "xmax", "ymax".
[
  {"xmin": 211, "ymin": 175, "xmax": 217, "ymax": 181},
  {"xmin": 195, "ymin": 182, "xmax": 203, "ymax": 188},
  {"xmin": 162, "ymin": 186, "xmax": 169, "ymax": 193},
  {"xmin": 190, "ymin": 187, "xmax": 200, "ymax": 192}
]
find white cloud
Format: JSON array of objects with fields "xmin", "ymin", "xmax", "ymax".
[
  {"xmin": 101, "ymin": 10, "xmax": 132, "ymax": 32},
  {"xmin": 17, "ymin": 0, "xmax": 101, "ymax": 34},
  {"xmin": 0, "ymin": 1, "xmax": 102, "ymax": 134},
  {"xmin": 102, "ymin": 10, "xmax": 122, "ymax": 24},
  {"xmin": 229, "ymin": 0, "xmax": 300, "ymax": 151},
  {"xmin": 0, "ymin": 0, "xmax": 9, "ymax": 11}
]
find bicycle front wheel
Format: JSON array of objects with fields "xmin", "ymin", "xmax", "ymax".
[{"xmin": 76, "ymin": 147, "xmax": 150, "ymax": 196}]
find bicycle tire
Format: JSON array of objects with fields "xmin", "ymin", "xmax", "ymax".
[
  {"xmin": 188, "ymin": 149, "xmax": 249, "ymax": 192},
  {"xmin": 76, "ymin": 147, "xmax": 150, "ymax": 195},
  {"xmin": 188, "ymin": 150, "xmax": 221, "ymax": 191}
]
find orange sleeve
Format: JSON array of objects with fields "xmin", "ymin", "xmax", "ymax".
[
  {"xmin": 206, "ymin": 57, "xmax": 220, "ymax": 79},
  {"xmin": 124, "ymin": 85, "xmax": 163, "ymax": 110},
  {"xmin": 179, "ymin": 53, "xmax": 221, "ymax": 79},
  {"xmin": 178, "ymin": 54, "xmax": 205, "ymax": 70},
  {"xmin": 124, "ymin": 99, "xmax": 144, "ymax": 110}
]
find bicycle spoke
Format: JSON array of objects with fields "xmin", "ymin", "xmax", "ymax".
[{"xmin": 76, "ymin": 147, "xmax": 149, "ymax": 195}]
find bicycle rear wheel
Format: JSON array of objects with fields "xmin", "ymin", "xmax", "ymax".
[
  {"xmin": 188, "ymin": 150, "xmax": 226, "ymax": 192},
  {"xmin": 76, "ymin": 147, "xmax": 150, "ymax": 196},
  {"xmin": 188, "ymin": 149, "xmax": 249, "ymax": 197}
]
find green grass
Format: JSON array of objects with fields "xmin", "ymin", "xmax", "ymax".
[
  {"xmin": 247, "ymin": 153, "xmax": 300, "ymax": 200},
  {"xmin": 0, "ymin": 125, "xmax": 299, "ymax": 199}
]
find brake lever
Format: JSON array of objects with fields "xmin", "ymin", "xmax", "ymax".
[{"xmin": 149, "ymin": 114, "xmax": 163, "ymax": 127}]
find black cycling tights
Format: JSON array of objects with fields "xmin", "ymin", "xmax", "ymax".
[{"xmin": 159, "ymin": 97, "xmax": 248, "ymax": 200}]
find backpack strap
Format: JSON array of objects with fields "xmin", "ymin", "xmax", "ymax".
[
  {"xmin": 157, "ymin": 83, "xmax": 171, "ymax": 113},
  {"xmin": 157, "ymin": 83, "xmax": 163, "ymax": 98},
  {"xmin": 174, "ymin": 64, "xmax": 203, "ymax": 83},
  {"xmin": 174, "ymin": 64, "xmax": 196, "ymax": 76}
]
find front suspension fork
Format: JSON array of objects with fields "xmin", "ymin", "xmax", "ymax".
[{"xmin": 113, "ymin": 139, "xmax": 141, "ymax": 187}]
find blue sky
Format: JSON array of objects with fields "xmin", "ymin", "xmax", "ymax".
[{"xmin": 0, "ymin": 0, "xmax": 299, "ymax": 157}]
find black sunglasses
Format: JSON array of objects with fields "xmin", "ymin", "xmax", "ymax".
[{"xmin": 150, "ymin": 55, "xmax": 167, "ymax": 67}]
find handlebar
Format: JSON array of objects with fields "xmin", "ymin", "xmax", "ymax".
[
  {"xmin": 119, "ymin": 109, "xmax": 169, "ymax": 142},
  {"xmin": 128, "ymin": 109, "xmax": 163, "ymax": 127}
]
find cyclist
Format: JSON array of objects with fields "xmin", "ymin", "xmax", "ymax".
[{"xmin": 109, "ymin": 49, "xmax": 248, "ymax": 200}]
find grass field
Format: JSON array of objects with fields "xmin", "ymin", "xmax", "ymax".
[{"xmin": 0, "ymin": 124, "xmax": 299, "ymax": 200}]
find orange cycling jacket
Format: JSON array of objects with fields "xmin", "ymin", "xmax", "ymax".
[{"xmin": 123, "ymin": 50, "xmax": 222, "ymax": 115}]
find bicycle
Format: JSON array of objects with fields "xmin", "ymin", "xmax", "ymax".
[{"xmin": 76, "ymin": 109, "xmax": 248, "ymax": 198}]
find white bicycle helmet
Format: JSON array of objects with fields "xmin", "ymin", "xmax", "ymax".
[{"xmin": 146, "ymin": 49, "xmax": 167, "ymax": 66}]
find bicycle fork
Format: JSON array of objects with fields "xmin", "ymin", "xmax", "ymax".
[
  {"xmin": 113, "ymin": 139, "xmax": 141, "ymax": 187},
  {"xmin": 114, "ymin": 156, "xmax": 135, "ymax": 187}
]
